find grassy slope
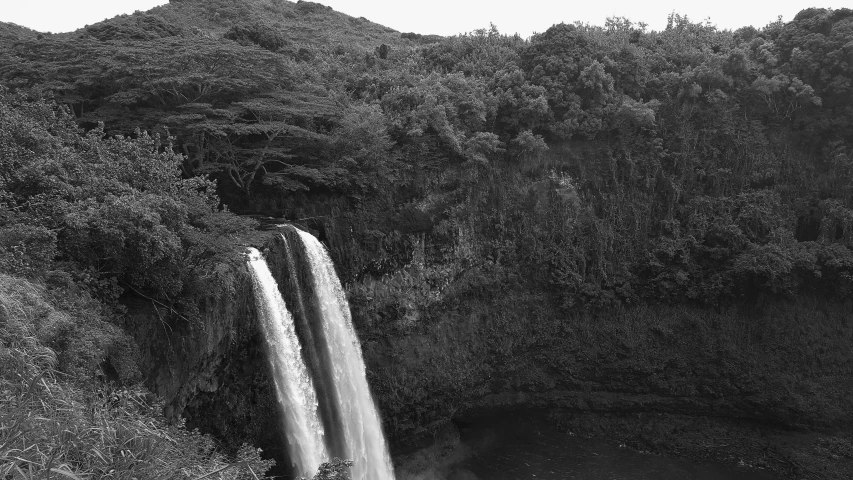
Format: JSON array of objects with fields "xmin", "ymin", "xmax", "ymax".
[{"xmin": 0, "ymin": 274, "xmax": 273, "ymax": 479}]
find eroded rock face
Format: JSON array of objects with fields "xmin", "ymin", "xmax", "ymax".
[
  {"xmin": 356, "ymin": 291, "xmax": 853, "ymax": 478},
  {"xmin": 357, "ymin": 289, "xmax": 853, "ymax": 445},
  {"xmin": 122, "ymin": 270, "xmax": 260, "ymax": 420},
  {"xmin": 120, "ymin": 227, "xmax": 853, "ymax": 479},
  {"xmin": 120, "ymin": 234, "xmax": 287, "ymax": 469}
]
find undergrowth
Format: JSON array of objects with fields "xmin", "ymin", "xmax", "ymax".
[{"xmin": 0, "ymin": 273, "xmax": 274, "ymax": 479}]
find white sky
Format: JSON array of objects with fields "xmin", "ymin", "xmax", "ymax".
[{"xmin": 2, "ymin": 0, "xmax": 849, "ymax": 36}]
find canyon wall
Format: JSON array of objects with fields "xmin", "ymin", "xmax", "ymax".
[{"xmin": 119, "ymin": 222, "xmax": 852, "ymax": 478}]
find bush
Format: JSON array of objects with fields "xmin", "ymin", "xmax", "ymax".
[
  {"xmin": 0, "ymin": 273, "xmax": 274, "ymax": 479},
  {"xmin": 0, "ymin": 88, "xmax": 255, "ymax": 306},
  {"xmin": 0, "ymin": 224, "xmax": 57, "ymax": 276},
  {"xmin": 300, "ymin": 459, "xmax": 353, "ymax": 480},
  {"xmin": 225, "ymin": 22, "xmax": 288, "ymax": 52}
]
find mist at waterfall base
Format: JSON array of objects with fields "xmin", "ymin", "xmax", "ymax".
[{"xmin": 245, "ymin": 229, "xmax": 395, "ymax": 480}]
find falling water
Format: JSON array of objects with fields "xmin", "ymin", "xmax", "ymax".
[
  {"xmin": 246, "ymin": 248, "xmax": 327, "ymax": 478},
  {"xmin": 296, "ymin": 230, "xmax": 396, "ymax": 480}
]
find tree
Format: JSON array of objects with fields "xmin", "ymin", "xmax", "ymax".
[
  {"xmin": 190, "ymin": 91, "xmax": 339, "ymax": 196},
  {"xmin": 0, "ymin": 88, "xmax": 250, "ymax": 303}
]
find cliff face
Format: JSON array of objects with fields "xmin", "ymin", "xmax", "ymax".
[
  {"xmin": 119, "ymin": 237, "xmax": 286, "ymax": 467},
  {"xmin": 358, "ymin": 284, "xmax": 853, "ymax": 436},
  {"xmin": 353, "ymin": 268, "xmax": 853, "ymax": 477},
  {"xmin": 119, "ymin": 225, "xmax": 853, "ymax": 478},
  {"xmin": 122, "ymin": 280, "xmax": 257, "ymax": 418}
]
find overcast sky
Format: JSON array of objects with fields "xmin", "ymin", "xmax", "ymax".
[{"xmin": 3, "ymin": 0, "xmax": 849, "ymax": 36}]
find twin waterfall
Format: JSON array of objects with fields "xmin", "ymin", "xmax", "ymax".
[
  {"xmin": 246, "ymin": 248, "xmax": 328, "ymax": 470},
  {"xmin": 246, "ymin": 228, "xmax": 395, "ymax": 480}
]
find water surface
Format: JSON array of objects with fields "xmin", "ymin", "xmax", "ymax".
[{"xmin": 447, "ymin": 419, "xmax": 778, "ymax": 480}]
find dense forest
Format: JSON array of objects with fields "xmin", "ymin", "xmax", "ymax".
[{"xmin": 1, "ymin": 0, "xmax": 852, "ymax": 479}]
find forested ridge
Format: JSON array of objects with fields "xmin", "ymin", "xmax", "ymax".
[
  {"xmin": 1, "ymin": 1, "xmax": 853, "ymax": 478},
  {"xmin": 3, "ymin": 1, "xmax": 852, "ymax": 309}
]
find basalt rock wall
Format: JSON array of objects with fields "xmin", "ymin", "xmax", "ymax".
[
  {"xmin": 358, "ymin": 284, "xmax": 853, "ymax": 444},
  {"xmin": 118, "ymin": 223, "xmax": 853, "ymax": 478},
  {"xmin": 120, "ymin": 233, "xmax": 287, "ymax": 467}
]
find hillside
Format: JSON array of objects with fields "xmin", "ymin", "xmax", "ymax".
[
  {"xmin": 0, "ymin": 21, "xmax": 39, "ymax": 41},
  {"xmin": 73, "ymin": 0, "xmax": 408, "ymax": 51},
  {"xmin": 2, "ymin": 2, "xmax": 853, "ymax": 479},
  {"xmin": 149, "ymin": 0, "xmax": 404, "ymax": 48}
]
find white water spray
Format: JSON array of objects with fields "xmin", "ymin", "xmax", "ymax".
[
  {"xmin": 296, "ymin": 230, "xmax": 396, "ymax": 480},
  {"xmin": 246, "ymin": 248, "xmax": 327, "ymax": 477}
]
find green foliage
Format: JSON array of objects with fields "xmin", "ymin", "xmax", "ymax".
[
  {"xmin": 0, "ymin": 225, "xmax": 57, "ymax": 276},
  {"xmin": 83, "ymin": 13, "xmax": 183, "ymax": 41},
  {"xmin": 4, "ymin": 4, "xmax": 853, "ymax": 473},
  {"xmin": 381, "ymin": 72, "xmax": 499, "ymax": 164},
  {"xmin": 0, "ymin": 21, "xmax": 39, "ymax": 41},
  {"xmin": 300, "ymin": 458, "xmax": 353, "ymax": 480},
  {"xmin": 3, "ymin": 2, "xmax": 853, "ymax": 314},
  {"xmin": 327, "ymin": 103, "xmax": 393, "ymax": 166},
  {"xmin": 150, "ymin": 0, "xmax": 401, "ymax": 47},
  {"xmin": 225, "ymin": 21, "xmax": 288, "ymax": 52},
  {"xmin": 419, "ymin": 24, "xmax": 525, "ymax": 78},
  {"xmin": 0, "ymin": 274, "xmax": 274, "ymax": 479},
  {"xmin": 510, "ymin": 130, "xmax": 548, "ymax": 160},
  {"xmin": 0, "ymin": 88, "xmax": 254, "ymax": 306},
  {"xmin": 0, "ymin": 272, "xmax": 138, "ymax": 381},
  {"xmin": 490, "ymin": 66, "xmax": 550, "ymax": 138},
  {"xmin": 773, "ymin": 8, "xmax": 853, "ymax": 147}
]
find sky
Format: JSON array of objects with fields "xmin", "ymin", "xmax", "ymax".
[{"xmin": 2, "ymin": 0, "xmax": 849, "ymax": 36}]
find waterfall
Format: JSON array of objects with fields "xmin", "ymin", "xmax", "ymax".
[
  {"xmin": 246, "ymin": 248, "xmax": 327, "ymax": 478},
  {"xmin": 278, "ymin": 234, "xmax": 347, "ymax": 459},
  {"xmin": 295, "ymin": 230, "xmax": 396, "ymax": 480}
]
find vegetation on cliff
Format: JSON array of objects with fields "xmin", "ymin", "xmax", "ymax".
[
  {"xmin": 0, "ymin": 80, "xmax": 268, "ymax": 476},
  {"xmin": 1, "ymin": 1, "xmax": 853, "ymax": 478},
  {"xmin": 0, "ymin": 273, "xmax": 273, "ymax": 478},
  {"xmin": 4, "ymin": 3, "xmax": 851, "ymax": 311}
]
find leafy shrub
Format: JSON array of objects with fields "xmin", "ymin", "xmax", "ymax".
[
  {"xmin": 84, "ymin": 14, "xmax": 183, "ymax": 41},
  {"xmin": 0, "ymin": 89, "xmax": 255, "ymax": 305},
  {"xmin": 0, "ymin": 225, "xmax": 57, "ymax": 276},
  {"xmin": 299, "ymin": 459, "xmax": 353, "ymax": 480},
  {"xmin": 225, "ymin": 22, "xmax": 288, "ymax": 52},
  {"xmin": 0, "ymin": 273, "xmax": 274, "ymax": 479},
  {"xmin": 295, "ymin": 1, "xmax": 332, "ymax": 15}
]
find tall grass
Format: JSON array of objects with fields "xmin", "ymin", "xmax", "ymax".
[{"xmin": 0, "ymin": 274, "xmax": 273, "ymax": 479}]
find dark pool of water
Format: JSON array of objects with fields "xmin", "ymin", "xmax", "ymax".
[{"xmin": 445, "ymin": 420, "xmax": 779, "ymax": 480}]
